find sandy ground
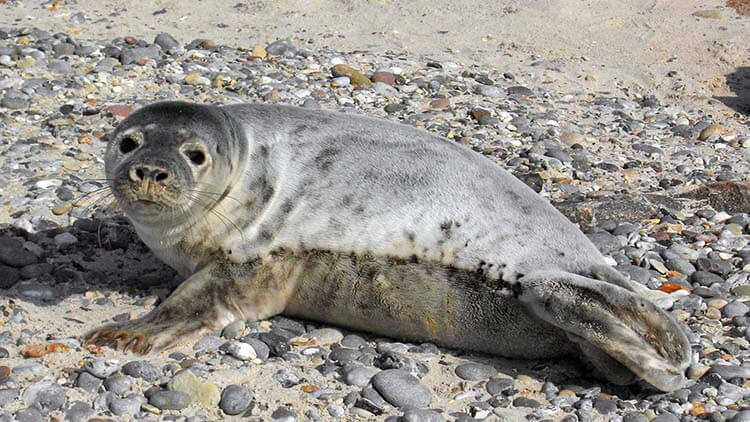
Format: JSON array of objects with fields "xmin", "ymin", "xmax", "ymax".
[{"xmin": 2, "ymin": 0, "xmax": 749, "ymax": 111}]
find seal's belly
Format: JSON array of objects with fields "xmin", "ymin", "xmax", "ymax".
[{"xmin": 282, "ymin": 250, "xmax": 573, "ymax": 358}]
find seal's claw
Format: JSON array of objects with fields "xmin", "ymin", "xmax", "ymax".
[{"xmin": 83, "ymin": 309, "xmax": 209, "ymax": 355}]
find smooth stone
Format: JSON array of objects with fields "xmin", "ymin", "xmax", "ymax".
[
  {"xmin": 103, "ymin": 375, "xmax": 131, "ymax": 396},
  {"xmin": 691, "ymin": 271, "xmax": 723, "ymax": 286},
  {"xmin": 14, "ymin": 407, "xmax": 44, "ymax": 422},
  {"xmin": 474, "ymin": 85, "xmax": 504, "ymax": 97},
  {"xmin": 455, "ymin": 363, "xmax": 497, "ymax": 381},
  {"xmin": 402, "ymin": 408, "xmax": 444, "ymax": 422},
  {"xmin": 219, "ymin": 384, "xmax": 253, "ymax": 416},
  {"xmin": 168, "ymin": 369, "xmax": 221, "ymax": 407},
  {"xmin": 148, "ymin": 390, "xmax": 190, "ymax": 410},
  {"xmin": 723, "ymin": 301, "xmax": 749, "ymax": 318},
  {"xmin": 154, "ymin": 32, "xmax": 180, "ymax": 50},
  {"xmin": 512, "ymin": 396, "xmax": 541, "ymax": 408},
  {"xmin": 75, "ymin": 372, "xmax": 102, "ymax": 393},
  {"xmin": 226, "ymin": 341, "xmax": 257, "ymax": 361},
  {"xmin": 710, "ymin": 364, "xmax": 750, "ymax": 380},
  {"xmin": 371, "ymin": 369, "xmax": 432, "ymax": 409},
  {"xmin": 53, "ymin": 232, "xmax": 77, "ymax": 247},
  {"xmin": 194, "ymin": 335, "xmax": 225, "ymax": 351},
  {"xmin": 21, "ymin": 381, "xmax": 65, "ymax": 414},
  {"xmin": 343, "ymin": 366, "xmax": 380, "ymax": 387},
  {"xmin": 0, "ymin": 265, "xmax": 20, "ymax": 288},
  {"xmin": 119, "ymin": 45, "xmax": 160, "ymax": 65},
  {"xmin": 221, "ymin": 320, "xmax": 245, "ymax": 339},
  {"xmin": 0, "ymin": 388, "xmax": 19, "ymax": 407},
  {"xmin": 83, "ymin": 359, "xmax": 120, "ymax": 378},
  {"xmin": 266, "ymin": 39, "xmax": 296, "ymax": 56},
  {"xmin": 109, "ymin": 395, "xmax": 143, "ymax": 416},
  {"xmin": 331, "ymin": 64, "xmax": 370, "ymax": 86},
  {"xmin": 122, "ymin": 360, "xmax": 160, "ymax": 382},
  {"xmin": 63, "ymin": 401, "xmax": 93, "ymax": 422},
  {"xmin": 271, "ymin": 406, "xmax": 297, "ymax": 420},
  {"xmin": 240, "ymin": 337, "xmax": 270, "ymax": 361}
]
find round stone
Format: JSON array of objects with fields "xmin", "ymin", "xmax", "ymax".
[
  {"xmin": 402, "ymin": 408, "xmax": 444, "ymax": 422},
  {"xmin": 343, "ymin": 365, "xmax": 379, "ymax": 387},
  {"xmin": 371, "ymin": 369, "xmax": 432, "ymax": 409},
  {"xmin": 21, "ymin": 381, "xmax": 66, "ymax": 414},
  {"xmin": 83, "ymin": 359, "xmax": 120, "ymax": 379},
  {"xmin": 304, "ymin": 328, "xmax": 343, "ymax": 345},
  {"xmin": 219, "ymin": 384, "xmax": 253, "ymax": 416},
  {"xmin": 103, "ymin": 375, "xmax": 131, "ymax": 396},
  {"xmin": 147, "ymin": 390, "xmax": 190, "ymax": 410},
  {"xmin": 122, "ymin": 360, "xmax": 160, "ymax": 382},
  {"xmin": 486, "ymin": 378, "xmax": 514, "ymax": 395},
  {"xmin": 454, "ymin": 363, "xmax": 498, "ymax": 381},
  {"xmin": 226, "ymin": 341, "xmax": 256, "ymax": 361}
]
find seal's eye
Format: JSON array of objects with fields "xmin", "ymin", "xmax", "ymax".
[
  {"xmin": 119, "ymin": 136, "xmax": 138, "ymax": 154},
  {"xmin": 185, "ymin": 150, "xmax": 206, "ymax": 166}
]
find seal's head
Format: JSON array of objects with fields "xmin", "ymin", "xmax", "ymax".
[{"xmin": 105, "ymin": 101, "xmax": 245, "ymax": 229}]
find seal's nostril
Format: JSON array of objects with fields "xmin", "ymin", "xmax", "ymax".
[
  {"xmin": 155, "ymin": 172, "xmax": 169, "ymax": 182},
  {"xmin": 135, "ymin": 168, "xmax": 145, "ymax": 180}
]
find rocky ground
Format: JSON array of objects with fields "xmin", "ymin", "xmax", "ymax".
[{"xmin": 1, "ymin": 2, "xmax": 750, "ymax": 422}]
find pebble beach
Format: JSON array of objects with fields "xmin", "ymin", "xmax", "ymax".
[{"xmin": 1, "ymin": 1, "xmax": 750, "ymax": 421}]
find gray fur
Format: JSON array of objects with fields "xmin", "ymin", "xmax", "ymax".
[{"xmin": 87, "ymin": 101, "xmax": 690, "ymax": 392}]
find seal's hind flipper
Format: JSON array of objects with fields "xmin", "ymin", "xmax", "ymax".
[{"xmin": 513, "ymin": 271, "xmax": 691, "ymax": 392}]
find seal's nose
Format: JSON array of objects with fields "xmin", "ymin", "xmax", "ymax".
[{"xmin": 130, "ymin": 164, "xmax": 170, "ymax": 182}]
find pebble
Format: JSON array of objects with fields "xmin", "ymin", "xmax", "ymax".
[
  {"xmin": 103, "ymin": 375, "xmax": 131, "ymax": 396},
  {"xmin": 63, "ymin": 401, "xmax": 93, "ymax": 422},
  {"xmin": 226, "ymin": 340, "xmax": 257, "ymax": 360},
  {"xmin": 219, "ymin": 384, "xmax": 253, "ymax": 416},
  {"xmin": 303, "ymin": 328, "xmax": 343, "ymax": 345},
  {"xmin": 22, "ymin": 381, "xmax": 66, "ymax": 414},
  {"xmin": 168, "ymin": 369, "xmax": 221, "ymax": 407},
  {"xmin": 148, "ymin": 390, "xmax": 191, "ymax": 410},
  {"xmin": 75, "ymin": 372, "xmax": 102, "ymax": 393},
  {"xmin": 343, "ymin": 365, "xmax": 380, "ymax": 387},
  {"xmin": 474, "ymin": 84, "xmax": 504, "ymax": 97},
  {"xmin": 221, "ymin": 320, "xmax": 245, "ymax": 339},
  {"xmin": 122, "ymin": 360, "xmax": 160, "ymax": 382},
  {"xmin": 266, "ymin": 39, "xmax": 296, "ymax": 56},
  {"xmin": 454, "ymin": 362, "xmax": 498, "ymax": 380},
  {"xmin": 109, "ymin": 395, "xmax": 143, "ymax": 416},
  {"xmin": 371, "ymin": 369, "xmax": 432, "ymax": 409},
  {"xmin": 402, "ymin": 408, "xmax": 444, "ymax": 422},
  {"xmin": 331, "ymin": 64, "xmax": 371, "ymax": 85},
  {"xmin": 154, "ymin": 32, "xmax": 180, "ymax": 50},
  {"xmin": 0, "ymin": 237, "xmax": 38, "ymax": 267},
  {"xmin": 83, "ymin": 359, "xmax": 120, "ymax": 379}
]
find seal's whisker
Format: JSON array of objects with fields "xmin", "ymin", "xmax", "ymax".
[
  {"xmin": 193, "ymin": 182, "xmax": 244, "ymax": 205},
  {"xmin": 185, "ymin": 193, "xmax": 244, "ymax": 240}
]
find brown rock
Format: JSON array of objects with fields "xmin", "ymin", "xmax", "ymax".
[
  {"xmin": 124, "ymin": 36, "xmax": 137, "ymax": 45},
  {"xmin": 371, "ymin": 71, "xmax": 396, "ymax": 85},
  {"xmin": 470, "ymin": 108, "xmax": 490, "ymax": 122},
  {"xmin": 429, "ymin": 97, "xmax": 450, "ymax": 109},
  {"xmin": 21, "ymin": 344, "xmax": 48, "ymax": 358},
  {"xmin": 698, "ymin": 124, "xmax": 724, "ymax": 141},
  {"xmin": 106, "ymin": 104, "xmax": 134, "ymax": 118},
  {"xmin": 0, "ymin": 366, "xmax": 10, "ymax": 378},
  {"xmin": 679, "ymin": 181, "xmax": 750, "ymax": 214}
]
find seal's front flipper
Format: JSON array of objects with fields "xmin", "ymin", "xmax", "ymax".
[
  {"xmin": 513, "ymin": 271, "xmax": 691, "ymax": 392},
  {"xmin": 84, "ymin": 265, "xmax": 232, "ymax": 353}
]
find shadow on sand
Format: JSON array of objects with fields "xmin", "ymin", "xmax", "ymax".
[{"xmin": 715, "ymin": 66, "xmax": 750, "ymax": 115}]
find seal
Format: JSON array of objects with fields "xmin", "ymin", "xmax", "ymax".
[{"xmin": 86, "ymin": 101, "xmax": 690, "ymax": 392}]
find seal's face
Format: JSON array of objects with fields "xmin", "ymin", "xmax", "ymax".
[{"xmin": 105, "ymin": 102, "xmax": 241, "ymax": 227}]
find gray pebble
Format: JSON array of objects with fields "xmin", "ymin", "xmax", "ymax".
[
  {"xmin": 0, "ymin": 388, "xmax": 19, "ymax": 407},
  {"xmin": 221, "ymin": 320, "xmax": 245, "ymax": 339},
  {"xmin": 1, "ymin": 90, "xmax": 29, "ymax": 109},
  {"xmin": 0, "ymin": 265, "xmax": 19, "ymax": 289},
  {"xmin": 371, "ymin": 369, "xmax": 432, "ymax": 409},
  {"xmin": 219, "ymin": 384, "xmax": 253, "ymax": 416},
  {"xmin": 622, "ymin": 412, "xmax": 648, "ymax": 422},
  {"xmin": 711, "ymin": 364, "xmax": 750, "ymax": 380},
  {"xmin": 402, "ymin": 408, "xmax": 444, "ymax": 422},
  {"xmin": 327, "ymin": 404, "xmax": 346, "ymax": 418},
  {"xmin": 103, "ymin": 375, "xmax": 132, "ymax": 395},
  {"xmin": 271, "ymin": 405, "xmax": 297, "ymax": 420},
  {"xmin": 692, "ymin": 271, "xmax": 724, "ymax": 286},
  {"xmin": 148, "ymin": 390, "xmax": 190, "ymax": 410},
  {"xmin": 21, "ymin": 381, "xmax": 66, "ymax": 414},
  {"xmin": 732, "ymin": 410, "xmax": 750, "ymax": 422},
  {"xmin": 122, "ymin": 360, "xmax": 160, "ymax": 382},
  {"xmin": 454, "ymin": 363, "xmax": 497, "ymax": 381},
  {"xmin": 53, "ymin": 232, "xmax": 78, "ymax": 247},
  {"xmin": 342, "ymin": 334, "xmax": 368, "ymax": 348},
  {"xmin": 474, "ymin": 85, "xmax": 504, "ymax": 97},
  {"xmin": 63, "ymin": 401, "xmax": 93, "ymax": 422},
  {"xmin": 120, "ymin": 45, "xmax": 160, "ymax": 65},
  {"xmin": 512, "ymin": 396, "xmax": 541, "ymax": 408},
  {"xmin": 486, "ymin": 378, "xmax": 514, "ymax": 395},
  {"xmin": 154, "ymin": 32, "xmax": 180, "ymax": 50},
  {"xmin": 48, "ymin": 59, "xmax": 72, "ymax": 74},
  {"xmin": 14, "ymin": 407, "xmax": 43, "ymax": 422},
  {"xmin": 343, "ymin": 365, "xmax": 380, "ymax": 387},
  {"xmin": 723, "ymin": 301, "xmax": 749, "ymax": 318},
  {"xmin": 266, "ymin": 39, "xmax": 296, "ymax": 56},
  {"xmin": 593, "ymin": 398, "xmax": 617, "ymax": 414},
  {"xmin": 109, "ymin": 394, "xmax": 144, "ymax": 416},
  {"xmin": 83, "ymin": 358, "xmax": 120, "ymax": 378},
  {"xmin": 75, "ymin": 372, "xmax": 102, "ymax": 393},
  {"xmin": 240, "ymin": 337, "xmax": 270, "ymax": 361},
  {"xmin": 226, "ymin": 340, "xmax": 256, "ymax": 360},
  {"xmin": 13, "ymin": 364, "xmax": 45, "ymax": 378},
  {"xmin": 273, "ymin": 368, "xmax": 301, "ymax": 388},
  {"xmin": 650, "ymin": 413, "xmax": 679, "ymax": 422}
]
